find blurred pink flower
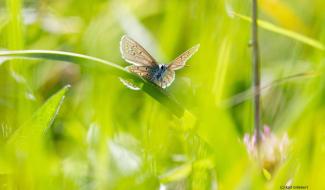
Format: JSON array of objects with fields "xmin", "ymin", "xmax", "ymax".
[{"xmin": 244, "ymin": 126, "xmax": 290, "ymax": 173}]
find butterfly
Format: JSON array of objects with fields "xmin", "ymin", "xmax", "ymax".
[{"xmin": 120, "ymin": 35, "xmax": 200, "ymax": 89}]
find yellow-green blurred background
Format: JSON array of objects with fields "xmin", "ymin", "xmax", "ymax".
[{"xmin": 0, "ymin": 0, "xmax": 324, "ymax": 189}]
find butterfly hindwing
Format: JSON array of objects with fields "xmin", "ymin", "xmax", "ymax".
[
  {"xmin": 126, "ymin": 65, "xmax": 152, "ymax": 79},
  {"xmin": 127, "ymin": 65, "xmax": 175, "ymax": 89},
  {"xmin": 120, "ymin": 35, "xmax": 157, "ymax": 66},
  {"xmin": 160, "ymin": 68, "xmax": 175, "ymax": 88},
  {"xmin": 168, "ymin": 44, "xmax": 200, "ymax": 70}
]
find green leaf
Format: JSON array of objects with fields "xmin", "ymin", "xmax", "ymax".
[
  {"xmin": 232, "ymin": 12, "xmax": 325, "ymax": 51},
  {"xmin": 7, "ymin": 85, "xmax": 70, "ymax": 147},
  {"xmin": 262, "ymin": 168, "xmax": 272, "ymax": 181},
  {"xmin": 0, "ymin": 50, "xmax": 185, "ymax": 117},
  {"xmin": 159, "ymin": 162, "xmax": 192, "ymax": 183},
  {"xmin": 159, "ymin": 158, "xmax": 215, "ymax": 184}
]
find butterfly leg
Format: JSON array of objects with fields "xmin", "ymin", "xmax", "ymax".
[{"xmin": 161, "ymin": 77, "xmax": 165, "ymax": 88}]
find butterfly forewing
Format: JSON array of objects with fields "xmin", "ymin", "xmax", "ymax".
[
  {"xmin": 168, "ymin": 44, "xmax": 200, "ymax": 70},
  {"xmin": 120, "ymin": 35, "xmax": 157, "ymax": 66}
]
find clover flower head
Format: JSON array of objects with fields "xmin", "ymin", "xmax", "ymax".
[{"xmin": 244, "ymin": 126, "xmax": 290, "ymax": 173}]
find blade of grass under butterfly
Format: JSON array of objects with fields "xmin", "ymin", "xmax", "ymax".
[
  {"xmin": 0, "ymin": 50, "xmax": 185, "ymax": 117},
  {"xmin": 232, "ymin": 12, "xmax": 325, "ymax": 51}
]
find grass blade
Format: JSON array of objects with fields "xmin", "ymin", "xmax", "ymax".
[
  {"xmin": 232, "ymin": 12, "xmax": 325, "ymax": 50},
  {"xmin": 0, "ymin": 50, "xmax": 185, "ymax": 117},
  {"xmin": 159, "ymin": 162, "xmax": 192, "ymax": 183},
  {"xmin": 7, "ymin": 85, "xmax": 70, "ymax": 147},
  {"xmin": 159, "ymin": 158, "xmax": 214, "ymax": 184},
  {"xmin": 222, "ymin": 71, "xmax": 317, "ymax": 107}
]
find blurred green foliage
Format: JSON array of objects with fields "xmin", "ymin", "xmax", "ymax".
[{"xmin": 0, "ymin": 0, "xmax": 325, "ymax": 189}]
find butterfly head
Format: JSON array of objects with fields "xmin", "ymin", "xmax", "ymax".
[{"xmin": 159, "ymin": 64, "xmax": 168, "ymax": 72}]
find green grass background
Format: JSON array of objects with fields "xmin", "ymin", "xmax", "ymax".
[{"xmin": 0, "ymin": 0, "xmax": 324, "ymax": 189}]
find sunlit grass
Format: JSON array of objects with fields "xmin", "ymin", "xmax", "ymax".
[{"xmin": 0, "ymin": 0, "xmax": 324, "ymax": 189}]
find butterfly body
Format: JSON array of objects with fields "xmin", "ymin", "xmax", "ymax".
[
  {"xmin": 151, "ymin": 64, "xmax": 167, "ymax": 81},
  {"xmin": 120, "ymin": 35, "xmax": 199, "ymax": 89}
]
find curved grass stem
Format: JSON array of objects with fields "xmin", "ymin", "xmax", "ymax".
[{"xmin": 0, "ymin": 50, "xmax": 185, "ymax": 118}]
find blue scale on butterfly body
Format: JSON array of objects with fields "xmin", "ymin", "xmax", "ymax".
[{"xmin": 149, "ymin": 64, "xmax": 168, "ymax": 81}]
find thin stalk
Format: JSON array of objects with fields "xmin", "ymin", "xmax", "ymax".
[{"xmin": 252, "ymin": 0, "xmax": 261, "ymax": 144}]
